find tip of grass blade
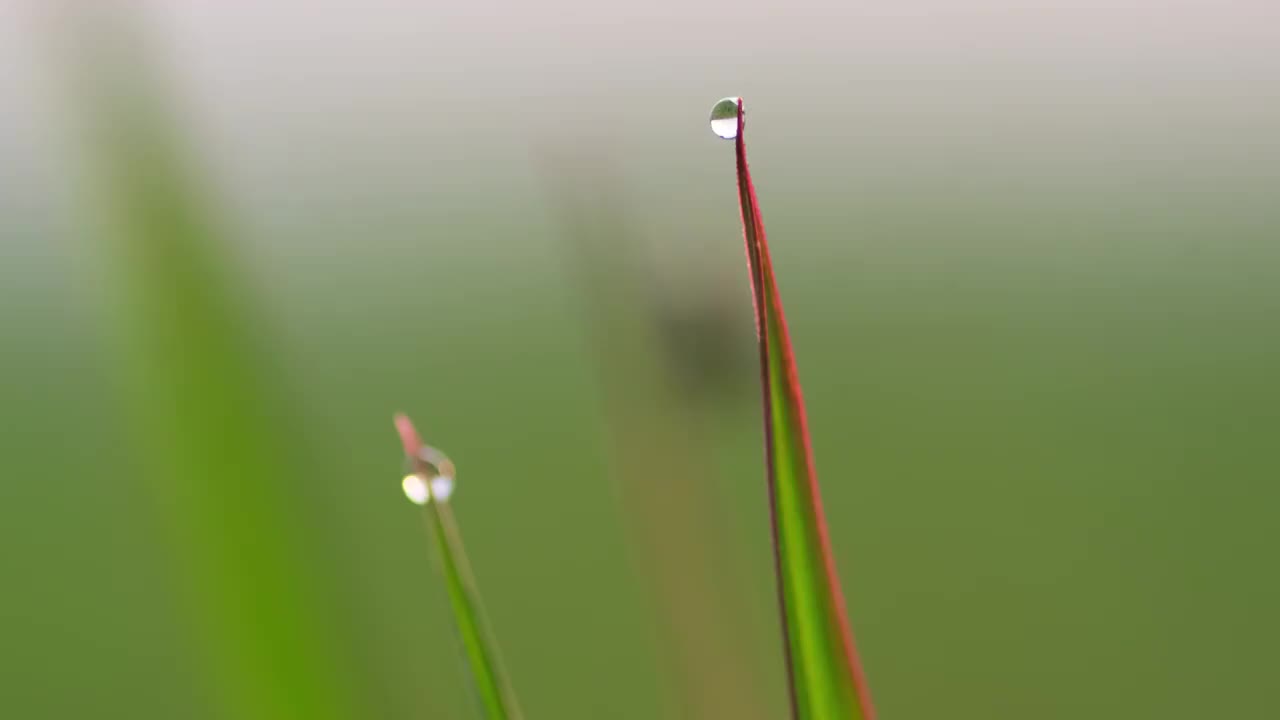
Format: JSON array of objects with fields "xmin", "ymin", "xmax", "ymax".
[
  {"xmin": 394, "ymin": 412, "xmax": 423, "ymax": 458},
  {"xmin": 393, "ymin": 412, "xmax": 523, "ymax": 719},
  {"xmin": 727, "ymin": 96, "xmax": 877, "ymax": 720}
]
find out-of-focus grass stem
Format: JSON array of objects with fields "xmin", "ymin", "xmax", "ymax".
[{"xmin": 395, "ymin": 413, "xmax": 524, "ymax": 720}]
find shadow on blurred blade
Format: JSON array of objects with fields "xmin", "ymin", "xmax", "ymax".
[{"xmin": 541, "ymin": 148, "xmax": 775, "ymax": 720}]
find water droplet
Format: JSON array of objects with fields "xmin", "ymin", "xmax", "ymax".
[
  {"xmin": 402, "ymin": 473, "xmax": 455, "ymax": 504},
  {"xmin": 401, "ymin": 444, "xmax": 457, "ymax": 504},
  {"xmin": 709, "ymin": 97, "xmax": 742, "ymax": 140}
]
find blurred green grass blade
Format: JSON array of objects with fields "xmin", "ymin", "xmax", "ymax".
[
  {"xmin": 728, "ymin": 99, "xmax": 877, "ymax": 720},
  {"xmin": 396, "ymin": 414, "xmax": 524, "ymax": 720},
  {"xmin": 60, "ymin": 11, "xmax": 360, "ymax": 719},
  {"xmin": 546, "ymin": 157, "xmax": 776, "ymax": 720}
]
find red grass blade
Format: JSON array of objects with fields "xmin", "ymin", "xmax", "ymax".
[{"xmin": 727, "ymin": 97, "xmax": 877, "ymax": 720}]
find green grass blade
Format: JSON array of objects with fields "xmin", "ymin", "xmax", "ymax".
[
  {"xmin": 58, "ymin": 13, "xmax": 360, "ymax": 719},
  {"xmin": 725, "ymin": 98, "xmax": 877, "ymax": 720},
  {"xmin": 395, "ymin": 414, "xmax": 524, "ymax": 720}
]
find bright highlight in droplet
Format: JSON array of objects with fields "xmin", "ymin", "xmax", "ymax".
[
  {"xmin": 709, "ymin": 96, "xmax": 742, "ymax": 139},
  {"xmin": 402, "ymin": 473, "xmax": 455, "ymax": 504}
]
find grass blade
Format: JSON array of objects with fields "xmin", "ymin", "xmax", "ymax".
[
  {"xmin": 56, "ymin": 10, "xmax": 360, "ymax": 718},
  {"xmin": 724, "ymin": 98, "xmax": 877, "ymax": 720},
  {"xmin": 394, "ymin": 413, "xmax": 523, "ymax": 720},
  {"xmin": 546, "ymin": 156, "xmax": 775, "ymax": 719}
]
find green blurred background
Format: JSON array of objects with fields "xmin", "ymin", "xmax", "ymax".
[{"xmin": 2, "ymin": 1, "xmax": 1277, "ymax": 718}]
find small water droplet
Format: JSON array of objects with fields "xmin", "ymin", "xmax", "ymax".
[
  {"xmin": 709, "ymin": 97, "xmax": 742, "ymax": 140},
  {"xmin": 402, "ymin": 473, "xmax": 455, "ymax": 504},
  {"xmin": 401, "ymin": 444, "xmax": 457, "ymax": 504}
]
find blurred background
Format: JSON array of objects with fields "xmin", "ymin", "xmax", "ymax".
[{"xmin": 2, "ymin": 1, "xmax": 1277, "ymax": 718}]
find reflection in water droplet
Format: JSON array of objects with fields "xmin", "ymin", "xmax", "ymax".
[
  {"xmin": 401, "ymin": 444, "xmax": 457, "ymax": 504},
  {"xmin": 402, "ymin": 473, "xmax": 455, "ymax": 504},
  {"xmin": 709, "ymin": 97, "xmax": 742, "ymax": 139}
]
